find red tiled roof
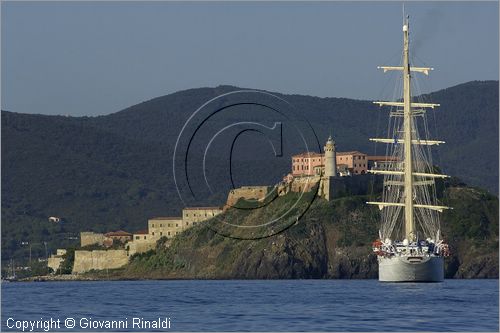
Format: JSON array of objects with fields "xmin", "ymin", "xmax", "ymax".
[
  {"xmin": 367, "ymin": 156, "xmax": 399, "ymax": 161},
  {"xmin": 337, "ymin": 151, "xmax": 366, "ymax": 156},
  {"xmin": 105, "ymin": 230, "xmax": 132, "ymax": 237},
  {"xmin": 292, "ymin": 152, "xmax": 323, "ymax": 158},
  {"xmin": 149, "ymin": 216, "xmax": 182, "ymax": 220},
  {"xmin": 292, "ymin": 151, "xmax": 368, "ymax": 158},
  {"xmin": 183, "ymin": 207, "xmax": 222, "ymax": 210},
  {"xmin": 134, "ymin": 229, "xmax": 149, "ymax": 235}
]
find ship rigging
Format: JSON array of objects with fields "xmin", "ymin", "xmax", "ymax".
[{"xmin": 367, "ymin": 16, "xmax": 451, "ymax": 282}]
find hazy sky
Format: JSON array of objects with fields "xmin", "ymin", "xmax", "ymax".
[{"xmin": 2, "ymin": 1, "xmax": 498, "ymax": 116}]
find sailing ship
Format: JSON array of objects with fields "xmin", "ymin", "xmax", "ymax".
[{"xmin": 367, "ymin": 16, "xmax": 451, "ymax": 282}]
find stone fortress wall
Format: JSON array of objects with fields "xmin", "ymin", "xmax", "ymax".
[
  {"xmin": 279, "ymin": 173, "xmax": 378, "ymax": 200},
  {"xmin": 126, "ymin": 239, "xmax": 155, "ymax": 256},
  {"xmin": 72, "ymin": 249, "xmax": 129, "ymax": 274},
  {"xmin": 225, "ymin": 186, "xmax": 270, "ymax": 207},
  {"xmin": 80, "ymin": 232, "xmax": 105, "ymax": 247}
]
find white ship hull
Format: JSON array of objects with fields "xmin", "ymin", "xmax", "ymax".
[{"xmin": 378, "ymin": 255, "xmax": 444, "ymax": 282}]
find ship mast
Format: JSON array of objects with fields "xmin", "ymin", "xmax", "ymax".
[
  {"xmin": 402, "ymin": 16, "xmax": 414, "ymax": 241},
  {"xmin": 367, "ymin": 16, "xmax": 451, "ymax": 241}
]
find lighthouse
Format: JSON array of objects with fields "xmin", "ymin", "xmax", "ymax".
[{"xmin": 324, "ymin": 135, "xmax": 337, "ymax": 178}]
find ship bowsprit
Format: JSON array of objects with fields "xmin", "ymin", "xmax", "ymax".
[{"xmin": 378, "ymin": 256, "xmax": 444, "ymax": 282}]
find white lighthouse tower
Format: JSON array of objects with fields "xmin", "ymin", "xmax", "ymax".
[{"xmin": 324, "ymin": 135, "xmax": 337, "ymax": 178}]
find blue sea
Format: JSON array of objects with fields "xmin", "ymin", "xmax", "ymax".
[{"xmin": 2, "ymin": 280, "xmax": 498, "ymax": 332}]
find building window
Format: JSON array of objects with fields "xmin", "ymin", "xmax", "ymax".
[
  {"xmin": 168, "ymin": 232, "xmax": 171, "ymax": 236},
  {"xmin": 160, "ymin": 224, "xmax": 163, "ymax": 227},
  {"xmin": 176, "ymin": 224, "xmax": 178, "ymax": 227},
  {"xmin": 136, "ymin": 236, "xmax": 140, "ymax": 240},
  {"xmin": 160, "ymin": 232, "xmax": 163, "ymax": 236},
  {"xmin": 186, "ymin": 222, "xmax": 189, "ymax": 226},
  {"xmin": 144, "ymin": 236, "xmax": 147, "ymax": 240},
  {"xmin": 152, "ymin": 232, "xmax": 155, "ymax": 235},
  {"xmin": 168, "ymin": 223, "xmax": 171, "ymax": 227},
  {"xmin": 152, "ymin": 224, "xmax": 155, "ymax": 227}
]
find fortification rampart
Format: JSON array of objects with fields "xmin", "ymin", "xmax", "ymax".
[
  {"xmin": 80, "ymin": 232, "xmax": 105, "ymax": 247},
  {"xmin": 290, "ymin": 176, "xmax": 320, "ymax": 193},
  {"xmin": 127, "ymin": 240, "xmax": 156, "ymax": 256},
  {"xmin": 282, "ymin": 174, "xmax": 382, "ymax": 200},
  {"xmin": 72, "ymin": 249, "xmax": 129, "ymax": 274},
  {"xmin": 226, "ymin": 186, "xmax": 270, "ymax": 208},
  {"xmin": 318, "ymin": 174, "xmax": 384, "ymax": 200}
]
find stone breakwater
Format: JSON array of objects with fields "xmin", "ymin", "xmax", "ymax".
[{"xmin": 20, "ymin": 274, "xmax": 99, "ymax": 282}]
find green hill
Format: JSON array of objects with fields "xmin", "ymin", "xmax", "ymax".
[{"xmin": 1, "ymin": 81, "xmax": 498, "ymax": 266}]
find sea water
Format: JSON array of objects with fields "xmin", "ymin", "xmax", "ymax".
[{"xmin": 2, "ymin": 279, "xmax": 498, "ymax": 331}]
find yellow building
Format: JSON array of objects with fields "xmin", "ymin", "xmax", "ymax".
[
  {"xmin": 119, "ymin": 208, "xmax": 225, "ymax": 256},
  {"xmin": 148, "ymin": 217, "xmax": 184, "ymax": 239},
  {"xmin": 182, "ymin": 207, "xmax": 223, "ymax": 227},
  {"xmin": 127, "ymin": 229, "xmax": 154, "ymax": 255}
]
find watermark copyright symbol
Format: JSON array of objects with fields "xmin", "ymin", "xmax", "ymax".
[
  {"xmin": 173, "ymin": 89, "xmax": 320, "ymax": 239},
  {"xmin": 64, "ymin": 318, "xmax": 75, "ymax": 328}
]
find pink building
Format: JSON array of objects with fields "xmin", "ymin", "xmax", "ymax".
[
  {"xmin": 291, "ymin": 152, "xmax": 324, "ymax": 176},
  {"xmin": 292, "ymin": 151, "xmax": 369, "ymax": 176},
  {"xmin": 337, "ymin": 151, "xmax": 368, "ymax": 175}
]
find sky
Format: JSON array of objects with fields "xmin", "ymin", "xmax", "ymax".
[{"xmin": 1, "ymin": 1, "xmax": 498, "ymax": 116}]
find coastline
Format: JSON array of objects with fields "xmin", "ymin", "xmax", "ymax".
[{"xmin": 15, "ymin": 274, "xmax": 499, "ymax": 283}]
